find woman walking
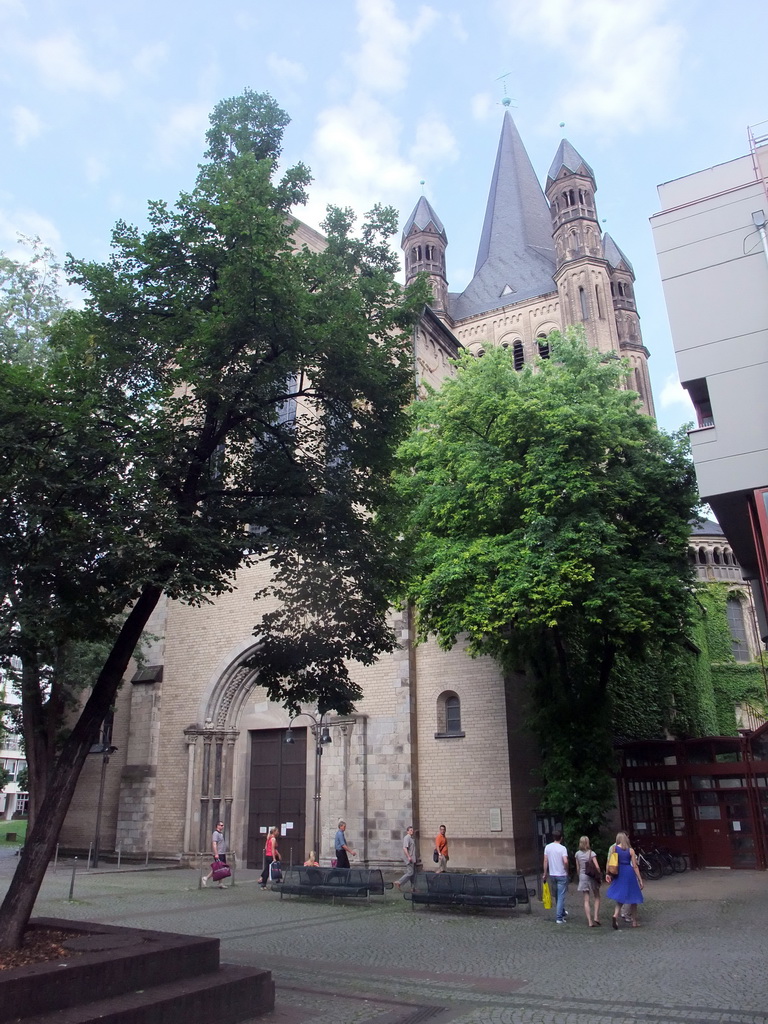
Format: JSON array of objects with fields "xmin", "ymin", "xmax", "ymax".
[
  {"xmin": 575, "ymin": 836, "xmax": 601, "ymax": 926},
  {"xmin": 605, "ymin": 831, "xmax": 644, "ymax": 928},
  {"xmin": 259, "ymin": 827, "xmax": 280, "ymax": 890}
]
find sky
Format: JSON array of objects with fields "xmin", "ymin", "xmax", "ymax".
[{"xmin": 2, "ymin": 0, "xmax": 767, "ymax": 434}]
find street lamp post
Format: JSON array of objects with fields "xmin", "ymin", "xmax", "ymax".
[
  {"xmin": 90, "ymin": 743, "xmax": 117, "ymax": 868},
  {"xmin": 285, "ymin": 711, "xmax": 332, "ymax": 859}
]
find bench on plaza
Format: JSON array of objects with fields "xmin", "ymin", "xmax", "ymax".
[
  {"xmin": 403, "ymin": 871, "xmax": 534, "ymax": 913},
  {"xmin": 273, "ymin": 865, "xmax": 393, "ymax": 903}
]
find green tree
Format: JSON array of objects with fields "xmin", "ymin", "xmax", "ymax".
[
  {"xmin": 0, "ymin": 238, "xmax": 67, "ymax": 366},
  {"xmin": 0, "ymin": 88, "xmax": 428, "ymax": 948},
  {"xmin": 390, "ymin": 329, "xmax": 699, "ymax": 845}
]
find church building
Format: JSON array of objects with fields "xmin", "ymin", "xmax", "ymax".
[{"xmin": 60, "ymin": 109, "xmax": 655, "ymax": 874}]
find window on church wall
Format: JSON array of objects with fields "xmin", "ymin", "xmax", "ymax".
[
  {"xmin": 688, "ymin": 547, "xmax": 697, "ymax": 564},
  {"xmin": 712, "ymin": 547, "xmax": 722, "ymax": 565},
  {"xmin": 579, "ymin": 286, "xmax": 589, "ymax": 320},
  {"xmin": 595, "ymin": 284, "xmax": 602, "ymax": 318},
  {"xmin": 610, "ymin": 281, "xmax": 616, "ymax": 297},
  {"xmin": 412, "ymin": 245, "xmax": 422, "ymax": 262},
  {"xmin": 425, "ymin": 244, "xmax": 435, "ymax": 261},
  {"xmin": 513, "ymin": 340, "xmax": 525, "ymax": 371},
  {"xmin": 537, "ymin": 333, "xmax": 550, "ymax": 360},
  {"xmin": 698, "ymin": 547, "xmax": 708, "ymax": 565},
  {"xmin": 436, "ymin": 691, "xmax": 464, "ymax": 738},
  {"xmin": 726, "ymin": 596, "xmax": 750, "ymax": 662}
]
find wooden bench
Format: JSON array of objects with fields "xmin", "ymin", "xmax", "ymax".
[
  {"xmin": 403, "ymin": 871, "xmax": 534, "ymax": 913},
  {"xmin": 273, "ymin": 865, "xmax": 393, "ymax": 903}
]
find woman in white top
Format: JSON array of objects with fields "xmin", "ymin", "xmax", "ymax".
[{"xmin": 574, "ymin": 835, "xmax": 602, "ymax": 927}]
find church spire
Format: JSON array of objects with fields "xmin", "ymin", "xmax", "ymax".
[
  {"xmin": 451, "ymin": 110, "xmax": 555, "ymax": 321},
  {"xmin": 402, "ymin": 194, "xmax": 449, "ymax": 314}
]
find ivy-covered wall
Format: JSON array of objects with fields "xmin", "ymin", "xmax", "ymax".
[{"xmin": 610, "ymin": 582, "xmax": 767, "ymax": 740}]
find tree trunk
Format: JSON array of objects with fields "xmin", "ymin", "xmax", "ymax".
[{"xmin": 0, "ymin": 585, "xmax": 161, "ymax": 950}]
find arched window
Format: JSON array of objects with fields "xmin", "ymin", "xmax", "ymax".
[
  {"xmin": 436, "ymin": 691, "xmax": 464, "ymax": 738},
  {"xmin": 723, "ymin": 549, "xmax": 732, "ymax": 566},
  {"xmin": 688, "ymin": 547, "xmax": 697, "ymax": 564},
  {"xmin": 712, "ymin": 548, "xmax": 722, "ymax": 565},
  {"xmin": 537, "ymin": 333, "xmax": 550, "ymax": 360},
  {"xmin": 595, "ymin": 284, "xmax": 602, "ymax": 318},
  {"xmin": 412, "ymin": 245, "xmax": 422, "ymax": 262},
  {"xmin": 513, "ymin": 340, "xmax": 525, "ymax": 371},
  {"xmin": 698, "ymin": 547, "xmax": 708, "ymax": 564},
  {"xmin": 579, "ymin": 286, "xmax": 589, "ymax": 320},
  {"xmin": 726, "ymin": 596, "xmax": 750, "ymax": 662},
  {"xmin": 425, "ymin": 245, "xmax": 435, "ymax": 260}
]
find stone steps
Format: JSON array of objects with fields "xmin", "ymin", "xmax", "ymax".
[{"xmin": 3, "ymin": 918, "xmax": 274, "ymax": 1024}]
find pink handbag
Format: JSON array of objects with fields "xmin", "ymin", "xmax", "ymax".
[{"xmin": 211, "ymin": 860, "xmax": 231, "ymax": 881}]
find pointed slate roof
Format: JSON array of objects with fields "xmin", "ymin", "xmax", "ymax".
[
  {"xmin": 450, "ymin": 112, "xmax": 556, "ymax": 321},
  {"xmin": 603, "ymin": 233, "xmax": 634, "ymax": 275},
  {"xmin": 402, "ymin": 195, "xmax": 447, "ymax": 244},
  {"xmin": 546, "ymin": 139, "xmax": 595, "ymax": 187}
]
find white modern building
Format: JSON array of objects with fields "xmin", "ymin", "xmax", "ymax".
[
  {"xmin": 651, "ymin": 123, "xmax": 768, "ymax": 645},
  {"xmin": 1, "ymin": 689, "xmax": 27, "ymax": 821}
]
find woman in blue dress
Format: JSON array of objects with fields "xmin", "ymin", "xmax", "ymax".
[{"xmin": 605, "ymin": 831, "xmax": 644, "ymax": 928}]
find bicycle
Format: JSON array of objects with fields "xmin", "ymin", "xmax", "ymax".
[
  {"xmin": 652, "ymin": 846, "xmax": 675, "ymax": 876},
  {"xmin": 633, "ymin": 844, "xmax": 663, "ymax": 880},
  {"xmin": 653, "ymin": 845, "xmax": 688, "ymax": 873}
]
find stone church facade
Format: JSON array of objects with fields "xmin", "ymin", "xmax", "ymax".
[{"xmin": 61, "ymin": 110, "xmax": 654, "ymax": 874}]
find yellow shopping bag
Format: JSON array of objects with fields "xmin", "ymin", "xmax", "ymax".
[{"xmin": 542, "ymin": 881, "xmax": 552, "ymax": 909}]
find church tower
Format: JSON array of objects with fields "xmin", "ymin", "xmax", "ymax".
[
  {"xmin": 401, "ymin": 195, "xmax": 449, "ymax": 316},
  {"xmin": 603, "ymin": 234, "xmax": 654, "ymax": 416},
  {"xmin": 545, "ymin": 140, "xmax": 619, "ymax": 357}
]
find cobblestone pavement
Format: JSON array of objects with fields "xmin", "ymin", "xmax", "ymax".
[{"xmin": 2, "ymin": 851, "xmax": 767, "ymax": 1024}]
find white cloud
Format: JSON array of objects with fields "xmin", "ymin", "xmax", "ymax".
[
  {"xmin": 348, "ymin": 0, "xmax": 439, "ymax": 94},
  {"xmin": 410, "ymin": 116, "xmax": 458, "ymax": 168},
  {"xmin": 22, "ymin": 31, "xmax": 121, "ymax": 95},
  {"xmin": 84, "ymin": 156, "xmax": 107, "ymax": 185},
  {"xmin": 25, "ymin": 32, "xmax": 122, "ymax": 96},
  {"xmin": 133, "ymin": 42, "xmax": 168, "ymax": 78},
  {"xmin": 0, "ymin": 207, "xmax": 63, "ymax": 255},
  {"xmin": 494, "ymin": 0, "xmax": 685, "ymax": 133},
  {"xmin": 471, "ymin": 92, "xmax": 495, "ymax": 122},
  {"xmin": 10, "ymin": 105, "xmax": 42, "ymax": 146},
  {"xmin": 153, "ymin": 103, "xmax": 210, "ymax": 165},
  {"xmin": 305, "ymin": 93, "xmax": 418, "ymax": 228},
  {"xmin": 659, "ymin": 373, "xmax": 695, "ymax": 414},
  {"xmin": 267, "ymin": 53, "xmax": 307, "ymax": 83}
]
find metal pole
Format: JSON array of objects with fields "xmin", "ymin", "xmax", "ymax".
[
  {"xmin": 68, "ymin": 857, "xmax": 78, "ymax": 900},
  {"xmin": 314, "ymin": 734, "xmax": 322, "ymax": 860},
  {"xmin": 93, "ymin": 750, "xmax": 109, "ymax": 868}
]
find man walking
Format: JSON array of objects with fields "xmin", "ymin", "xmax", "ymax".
[
  {"xmin": 202, "ymin": 820, "xmax": 228, "ymax": 888},
  {"xmin": 435, "ymin": 824, "xmax": 449, "ymax": 873},
  {"xmin": 543, "ymin": 830, "xmax": 569, "ymax": 923},
  {"xmin": 334, "ymin": 820, "xmax": 356, "ymax": 868},
  {"xmin": 394, "ymin": 825, "xmax": 417, "ymax": 890}
]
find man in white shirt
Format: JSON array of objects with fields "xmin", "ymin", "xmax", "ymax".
[{"xmin": 542, "ymin": 830, "xmax": 569, "ymax": 923}]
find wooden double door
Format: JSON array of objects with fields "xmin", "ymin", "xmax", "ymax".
[{"xmin": 247, "ymin": 728, "xmax": 307, "ymax": 869}]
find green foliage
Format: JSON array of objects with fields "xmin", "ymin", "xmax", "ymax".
[
  {"xmin": 390, "ymin": 329, "xmax": 700, "ymax": 839},
  {"xmin": 0, "ymin": 238, "xmax": 67, "ymax": 366},
  {"xmin": 2, "ymin": 90, "xmax": 427, "ymax": 719}
]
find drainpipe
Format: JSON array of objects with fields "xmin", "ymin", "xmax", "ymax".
[{"xmin": 752, "ymin": 210, "xmax": 768, "ymax": 264}]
